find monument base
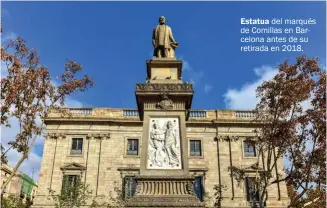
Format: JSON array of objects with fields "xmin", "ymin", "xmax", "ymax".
[
  {"xmin": 125, "ymin": 176, "xmax": 204, "ymax": 207},
  {"xmin": 146, "ymin": 59, "xmax": 183, "ymax": 84},
  {"xmin": 125, "ymin": 196, "xmax": 204, "ymax": 207}
]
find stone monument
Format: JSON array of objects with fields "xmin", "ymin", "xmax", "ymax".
[{"xmin": 125, "ymin": 16, "xmax": 204, "ymax": 207}]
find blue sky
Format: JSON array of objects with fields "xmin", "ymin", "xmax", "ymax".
[{"xmin": 1, "ymin": 2, "xmax": 326, "ymax": 180}]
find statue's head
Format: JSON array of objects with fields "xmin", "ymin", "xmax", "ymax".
[
  {"xmin": 167, "ymin": 121, "xmax": 173, "ymax": 128},
  {"xmin": 159, "ymin": 16, "xmax": 166, "ymax": 25},
  {"xmin": 152, "ymin": 122, "xmax": 157, "ymax": 129}
]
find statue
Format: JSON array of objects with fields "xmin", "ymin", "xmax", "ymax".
[{"xmin": 152, "ymin": 16, "xmax": 179, "ymax": 58}]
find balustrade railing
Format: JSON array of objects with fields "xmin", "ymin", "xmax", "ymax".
[
  {"xmin": 189, "ymin": 111, "xmax": 207, "ymax": 118},
  {"xmin": 123, "ymin": 109, "xmax": 139, "ymax": 117},
  {"xmin": 69, "ymin": 108, "xmax": 93, "ymax": 115},
  {"xmin": 52, "ymin": 108, "xmax": 256, "ymax": 120},
  {"xmin": 235, "ymin": 111, "xmax": 256, "ymax": 118}
]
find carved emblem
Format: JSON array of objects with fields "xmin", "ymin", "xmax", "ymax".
[{"xmin": 156, "ymin": 94, "xmax": 173, "ymax": 110}]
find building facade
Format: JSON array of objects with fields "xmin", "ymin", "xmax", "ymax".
[{"xmin": 33, "ymin": 67, "xmax": 289, "ymax": 207}]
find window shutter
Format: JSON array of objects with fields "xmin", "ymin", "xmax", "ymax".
[
  {"xmin": 72, "ymin": 139, "xmax": 77, "ymax": 150},
  {"xmin": 244, "ymin": 141, "xmax": 256, "ymax": 157},
  {"xmin": 195, "ymin": 141, "xmax": 201, "ymax": 156},
  {"xmin": 246, "ymin": 177, "xmax": 259, "ymax": 202},
  {"xmin": 127, "ymin": 139, "xmax": 138, "ymax": 155},
  {"xmin": 61, "ymin": 175, "xmax": 68, "ymax": 195},
  {"xmin": 193, "ymin": 176, "xmax": 203, "ymax": 201},
  {"xmin": 77, "ymin": 139, "xmax": 83, "ymax": 150},
  {"xmin": 246, "ymin": 177, "xmax": 250, "ymax": 201},
  {"xmin": 131, "ymin": 140, "xmax": 135, "ymax": 150},
  {"xmin": 127, "ymin": 140, "xmax": 131, "ymax": 150},
  {"xmin": 124, "ymin": 176, "xmax": 136, "ymax": 198},
  {"xmin": 190, "ymin": 140, "xmax": 201, "ymax": 156},
  {"xmin": 190, "ymin": 141, "xmax": 195, "ymax": 152}
]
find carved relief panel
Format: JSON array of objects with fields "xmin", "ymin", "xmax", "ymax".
[{"xmin": 147, "ymin": 117, "xmax": 182, "ymax": 170}]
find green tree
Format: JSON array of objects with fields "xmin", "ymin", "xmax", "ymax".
[
  {"xmin": 48, "ymin": 178, "xmax": 92, "ymax": 208},
  {"xmin": 212, "ymin": 184, "xmax": 227, "ymax": 208},
  {"xmin": 1, "ymin": 194, "xmax": 33, "ymax": 208}
]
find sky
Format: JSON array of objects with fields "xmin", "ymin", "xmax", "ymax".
[{"xmin": 1, "ymin": 1, "xmax": 326, "ymax": 181}]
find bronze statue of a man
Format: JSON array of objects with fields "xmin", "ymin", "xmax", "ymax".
[{"xmin": 152, "ymin": 16, "xmax": 178, "ymax": 58}]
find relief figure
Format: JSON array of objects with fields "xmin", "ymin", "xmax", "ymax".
[
  {"xmin": 164, "ymin": 121, "xmax": 179, "ymax": 167},
  {"xmin": 150, "ymin": 122, "xmax": 166, "ymax": 167}
]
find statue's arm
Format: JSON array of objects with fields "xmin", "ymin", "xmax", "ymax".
[
  {"xmin": 174, "ymin": 130, "xmax": 177, "ymax": 145},
  {"xmin": 152, "ymin": 28, "xmax": 156, "ymax": 47},
  {"xmin": 169, "ymin": 27, "xmax": 176, "ymax": 43}
]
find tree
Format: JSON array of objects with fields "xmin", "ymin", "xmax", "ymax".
[
  {"xmin": 1, "ymin": 33, "xmax": 94, "ymax": 191},
  {"xmin": 212, "ymin": 184, "xmax": 227, "ymax": 208},
  {"xmin": 48, "ymin": 178, "xmax": 92, "ymax": 208},
  {"xmin": 229, "ymin": 56, "xmax": 326, "ymax": 208},
  {"xmin": 1, "ymin": 194, "xmax": 27, "ymax": 208}
]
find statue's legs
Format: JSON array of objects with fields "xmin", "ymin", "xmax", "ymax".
[
  {"xmin": 156, "ymin": 46, "xmax": 169, "ymax": 58},
  {"xmin": 157, "ymin": 48, "xmax": 162, "ymax": 58},
  {"xmin": 164, "ymin": 48, "xmax": 169, "ymax": 58}
]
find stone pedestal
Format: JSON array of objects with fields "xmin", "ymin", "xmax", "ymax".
[
  {"xmin": 125, "ymin": 176, "xmax": 204, "ymax": 207},
  {"xmin": 146, "ymin": 58, "xmax": 183, "ymax": 84},
  {"xmin": 127, "ymin": 59, "xmax": 204, "ymax": 207}
]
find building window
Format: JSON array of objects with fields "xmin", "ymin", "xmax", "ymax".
[
  {"xmin": 71, "ymin": 138, "xmax": 83, "ymax": 155},
  {"xmin": 190, "ymin": 140, "xmax": 202, "ymax": 156},
  {"xmin": 127, "ymin": 139, "xmax": 139, "ymax": 155},
  {"xmin": 193, "ymin": 176, "xmax": 204, "ymax": 201},
  {"xmin": 244, "ymin": 141, "xmax": 256, "ymax": 157},
  {"xmin": 246, "ymin": 177, "xmax": 259, "ymax": 202},
  {"xmin": 61, "ymin": 175, "xmax": 80, "ymax": 197},
  {"xmin": 124, "ymin": 176, "xmax": 136, "ymax": 198}
]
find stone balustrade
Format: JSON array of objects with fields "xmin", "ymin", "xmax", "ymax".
[
  {"xmin": 189, "ymin": 110, "xmax": 206, "ymax": 118},
  {"xmin": 47, "ymin": 108, "xmax": 257, "ymax": 122},
  {"xmin": 235, "ymin": 110, "xmax": 256, "ymax": 118},
  {"xmin": 123, "ymin": 109, "xmax": 139, "ymax": 117},
  {"xmin": 69, "ymin": 108, "xmax": 93, "ymax": 115},
  {"xmin": 135, "ymin": 178, "xmax": 194, "ymax": 196}
]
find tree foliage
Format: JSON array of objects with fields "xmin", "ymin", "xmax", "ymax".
[
  {"xmin": 1, "ymin": 194, "xmax": 33, "ymax": 208},
  {"xmin": 1, "ymin": 32, "xmax": 94, "ymax": 190},
  {"xmin": 212, "ymin": 184, "xmax": 227, "ymax": 208},
  {"xmin": 230, "ymin": 56, "xmax": 326, "ymax": 207},
  {"xmin": 48, "ymin": 179, "xmax": 92, "ymax": 208}
]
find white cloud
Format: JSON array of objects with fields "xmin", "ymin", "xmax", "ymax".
[
  {"xmin": 1, "ymin": 61, "xmax": 9, "ymax": 78},
  {"xmin": 2, "ymin": 31, "xmax": 17, "ymax": 44},
  {"xmin": 3, "ymin": 144, "xmax": 42, "ymax": 182},
  {"xmin": 223, "ymin": 66, "xmax": 278, "ymax": 110},
  {"xmin": 1, "ymin": 31, "xmax": 17, "ymax": 78},
  {"xmin": 204, "ymin": 84, "xmax": 213, "ymax": 94},
  {"xmin": 182, "ymin": 59, "xmax": 192, "ymax": 72}
]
